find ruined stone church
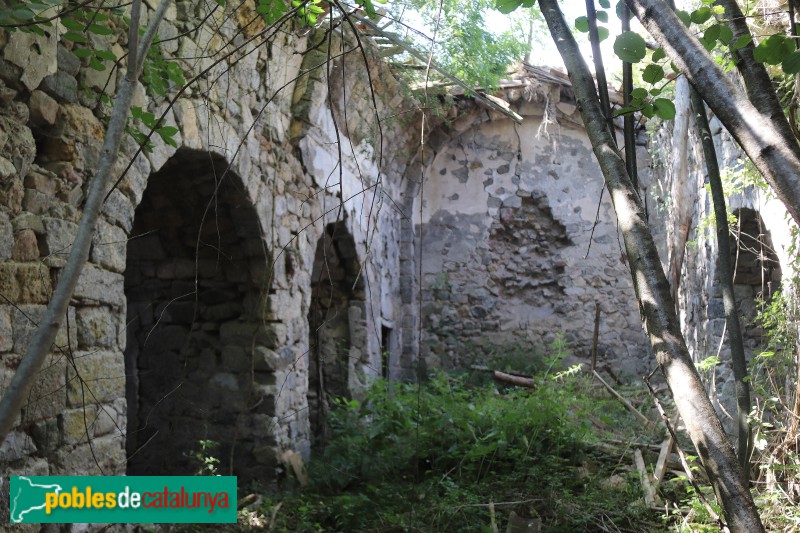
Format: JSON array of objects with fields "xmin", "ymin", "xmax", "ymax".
[{"xmin": 0, "ymin": 2, "xmax": 791, "ymax": 483}]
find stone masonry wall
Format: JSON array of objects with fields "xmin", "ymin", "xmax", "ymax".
[
  {"xmin": 415, "ymin": 78, "xmax": 653, "ymax": 376},
  {"xmin": 0, "ymin": 1, "xmax": 419, "ymax": 483}
]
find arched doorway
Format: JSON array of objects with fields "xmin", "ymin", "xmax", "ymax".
[
  {"xmin": 729, "ymin": 208, "xmax": 781, "ymax": 347},
  {"xmin": 307, "ymin": 221, "xmax": 365, "ymax": 441},
  {"xmin": 124, "ymin": 150, "xmax": 273, "ymax": 477}
]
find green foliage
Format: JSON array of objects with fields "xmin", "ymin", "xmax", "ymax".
[
  {"xmin": 127, "ymin": 106, "xmax": 179, "ymax": 152},
  {"xmin": 142, "ymin": 38, "xmax": 186, "ymax": 98},
  {"xmin": 391, "ymin": 0, "xmax": 530, "ymax": 90},
  {"xmin": 187, "ymin": 439, "xmax": 221, "ymax": 476},
  {"xmin": 264, "ymin": 361, "xmax": 664, "ymax": 532}
]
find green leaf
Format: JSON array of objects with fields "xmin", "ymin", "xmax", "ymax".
[
  {"xmin": 61, "ymin": 17, "xmax": 84, "ymax": 32},
  {"xmin": 783, "ymin": 50, "xmax": 800, "ymax": 74},
  {"xmin": 88, "ymin": 23, "xmax": 112, "ymax": 36},
  {"xmin": 214, "ymin": 0, "xmax": 226, "ymax": 4},
  {"xmin": 630, "ymin": 87, "xmax": 648, "ymax": 99},
  {"xmin": 675, "ymin": 10, "xmax": 691, "ymax": 27},
  {"xmin": 642, "ymin": 64, "xmax": 664, "ymax": 84},
  {"xmin": 574, "ymin": 16, "xmax": 589, "ymax": 32},
  {"xmin": 703, "ymin": 23, "xmax": 720, "ymax": 44},
  {"xmin": 753, "ymin": 34, "xmax": 794, "ymax": 65},
  {"xmin": 612, "ymin": 106, "xmax": 636, "ymax": 117},
  {"xmin": 615, "ymin": 0, "xmax": 632, "ymax": 21},
  {"xmin": 653, "ymin": 98, "xmax": 676, "ymax": 120},
  {"xmin": 597, "ymin": 26, "xmax": 609, "ymax": 41},
  {"xmin": 158, "ymin": 126, "xmax": 179, "ymax": 147},
  {"xmin": 62, "ymin": 31, "xmax": 88, "ymax": 43},
  {"xmin": 717, "ymin": 25, "xmax": 733, "ymax": 45},
  {"xmin": 731, "ymin": 34, "xmax": 753, "ymax": 51},
  {"xmin": 599, "ymin": 0, "xmax": 610, "ymax": 8},
  {"xmin": 651, "ymin": 47, "xmax": 666, "ymax": 62},
  {"xmin": 641, "ymin": 102, "xmax": 654, "ymax": 118},
  {"xmin": 690, "ymin": 6, "xmax": 712, "ymax": 24},
  {"xmin": 89, "ymin": 57, "xmax": 105, "ymax": 71},
  {"xmin": 12, "ymin": 8, "xmax": 35, "ymax": 20},
  {"xmin": 95, "ymin": 49, "xmax": 117, "ymax": 61},
  {"xmin": 361, "ymin": 0, "xmax": 376, "ymax": 18},
  {"xmin": 73, "ymin": 47, "xmax": 93, "ymax": 58},
  {"xmin": 596, "ymin": 11, "xmax": 608, "ymax": 23},
  {"xmin": 613, "ymin": 31, "xmax": 647, "ymax": 63}
]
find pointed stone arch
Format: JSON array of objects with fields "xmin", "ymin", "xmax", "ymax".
[{"xmin": 124, "ymin": 148, "xmax": 276, "ymax": 479}]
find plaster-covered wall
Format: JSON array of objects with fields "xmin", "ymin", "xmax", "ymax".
[{"xmin": 415, "ymin": 73, "xmax": 652, "ymax": 376}]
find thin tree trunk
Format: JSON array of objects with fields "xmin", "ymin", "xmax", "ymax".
[
  {"xmin": 620, "ymin": 3, "xmax": 639, "ymax": 191},
  {"xmin": 666, "ymin": 77, "xmax": 693, "ymax": 305},
  {"xmin": 690, "ymin": 87, "xmax": 752, "ymax": 485},
  {"xmin": 0, "ymin": 0, "xmax": 173, "ymax": 444},
  {"xmin": 585, "ymin": 0, "xmax": 615, "ymax": 140},
  {"xmin": 537, "ymin": 1, "xmax": 764, "ymax": 530},
  {"xmin": 625, "ymin": 0, "xmax": 800, "ymax": 227}
]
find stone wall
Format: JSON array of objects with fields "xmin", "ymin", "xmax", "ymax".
[
  {"xmin": 0, "ymin": 1, "xmax": 420, "ymax": 482},
  {"xmin": 652, "ymin": 110, "xmax": 796, "ymax": 436},
  {"xmin": 2, "ymin": 0, "xmax": 765, "ymax": 487},
  {"xmin": 415, "ymin": 71, "xmax": 653, "ymax": 376}
]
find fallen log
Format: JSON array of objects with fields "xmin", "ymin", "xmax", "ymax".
[{"xmin": 493, "ymin": 370, "xmax": 536, "ymax": 388}]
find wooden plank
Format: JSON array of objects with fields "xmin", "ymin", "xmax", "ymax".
[
  {"xmin": 634, "ymin": 449, "xmax": 658, "ymax": 506},
  {"xmin": 652, "ymin": 436, "xmax": 674, "ymax": 486}
]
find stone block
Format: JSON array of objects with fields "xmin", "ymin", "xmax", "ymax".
[
  {"xmin": 79, "ymin": 58, "xmax": 116, "ymax": 94},
  {"xmin": 0, "ymin": 211, "xmax": 12, "ymax": 261},
  {"xmin": 91, "ymin": 218, "xmax": 127, "ymax": 273},
  {"xmin": 39, "ymin": 217, "xmax": 77, "ymax": 266},
  {"xmin": 0, "ymin": 262, "xmax": 51, "ymax": 304},
  {"xmin": 102, "ymin": 189, "xmax": 134, "ymax": 233},
  {"xmin": 76, "ymin": 306, "xmax": 117, "ymax": 349},
  {"xmin": 0, "ymin": 115, "xmax": 36, "ymax": 180},
  {"xmin": 12, "ymin": 229, "xmax": 39, "ymax": 261},
  {"xmin": 66, "ymin": 350, "xmax": 125, "ymax": 407},
  {"xmin": 4, "ymin": 30, "xmax": 57, "ymax": 91},
  {"xmin": 61, "ymin": 405, "xmax": 98, "ymax": 445},
  {"xmin": 12, "ymin": 213, "xmax": 44, "ymax": 234},
  {"xmin": 40, "ymin": 71, "xmax": 78, "ymax": 104},
  {"xmin": 92, "ymin": 404, "xmax": 120, "ymax": 438},
  {"xmin": 220, "ymin": 345, "xmax": 249, "ymax": 373},
  {"xmin": 28, "ymin": 417, "xmax": 60, "ymax": 456},
  {"xmin": 11, "ymin": 305, "xmax": 77, "ymax": 352},
  {"xmin": 0, "ymin": 430, "xmax": 37, "ymax": 463},
  {"xmin": 251, "ymin": 346, "xmax": 281, "ymax": 373},
  {"xmin": 24, "ymin": 169, "xmax": 60, "ymax": 196},
  {"xmin": 0, "ymin": 305, "xmax": 11, "ymax": 352},
  {"xmin": 28, "ymin": 90, "xmax": 58, "ymax": 126},
  {"xmin": 52, "ymin": 434, "xmax": 125, "ymax": 475},
  {"xmin": 21, "ymin": 189, "xmax": 50, "ymax": 216},
  {"xmin": 56, "ymin": 44, "xmax": 80, "ymax": 76},
  {"xmin": 18, "ymin": 351, "xmax": 67, "ymax": 423},
  {"xmin": 73, "ymin": 264, "xmax": 125, "ymax": 307}
]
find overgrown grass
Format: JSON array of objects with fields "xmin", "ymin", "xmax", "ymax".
[{"xmin": 259, "ymin": 370, "xmax": 668, "ymax": 532}]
